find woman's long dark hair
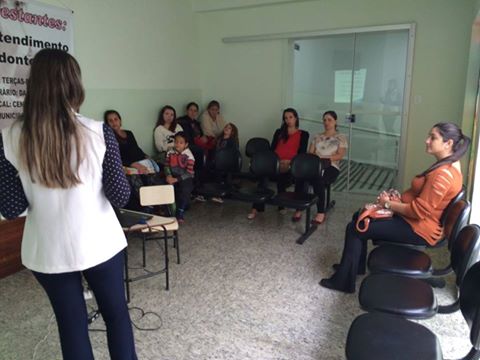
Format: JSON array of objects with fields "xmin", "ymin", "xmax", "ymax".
[
  {"xmin": 155, "ymin": 105, "xmax": 177, "ymax": 132},
  {"xmin": 279, "ymin": 108, "xmax": 299, "ymax": 142},
  {"xmin": 420, "ymin": 122, "xmax": 471, "ymax": 176},
  {"xmin": 218, "ymin": 122, "xmax": 239, "ymax": 147},
  {"xmin": 18, "ymin": 49, "xmax": 85, "ymax": 188}
]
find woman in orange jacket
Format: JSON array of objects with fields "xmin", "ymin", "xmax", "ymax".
[{"xmin": 320, "ymin": 122, "xmax": 470, "ymax": 293}]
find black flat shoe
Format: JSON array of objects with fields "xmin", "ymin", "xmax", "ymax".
[{"xmin": 319, "ymin": 278, "xmax": 355, "ymax": 294}]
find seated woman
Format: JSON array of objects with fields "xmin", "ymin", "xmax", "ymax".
[
  {"xmin": 177, "ymin": 102, "xmax": 215, "ymax": 154},
  {"xmin": 200, "ymin": 100, "xmax": 226, "ymax": 153},
  {"xmin": 104, "ymin": 109, "xmax": 159, "ymax": 173},
  {"xmin": 247, "ymin": 108, "xmax": 309, "ymax": 220},
  {"xmin": 210, "ymin": 123, "xmax": 240, "ymax": 204},
  {"xmin": 307, "ymin": 110, "xmax": 347, "ymax": 224},
  {"xmin": 104, "ymin": 109, "xmax": 161, "ymax": 210},
  {"xmin": 320, "ymin": 122, "xmax": 470, "ymax": 293},
  {"xmin": 154, "ymin": 105, "xmax": 183, "ymax": 164}
]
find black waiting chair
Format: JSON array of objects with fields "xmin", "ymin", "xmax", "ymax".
[
  {"xmin": 346, "ymin": 257, "xmax": 480, "ymax": 360},
  {"xmin": 367, "ymin": 199, "xmax": 471, "ymax": 280},
  {"xmin": 271, "ymin": 153, "xmax": 322, "ymax": 245},
  {"xmin": 245, "ymin": 137, "xmax": 270, "ymax": 158},
  {"xmin": 236, "ymin": 137, "xmax": 271, "ymax": 181},
  {"xmin": 358, "ymin": 224, "xmax": 480, "ymax": 319},
  {"xmin": 196, "ymin": 147, "xmax": 242, "ymax": 198},
  {"xmin": 231, "ymin": 150, "xmax": 279, "ymax": 204}
]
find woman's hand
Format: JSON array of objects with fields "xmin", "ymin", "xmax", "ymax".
[
  {"xmin": 279, "ymin": 159, "xmax": 291, "ymax": 173},
  {"xmin": 166, "ymin": 175, "xmax": 177, "ymax": 184},
  {"xmin": 377, "ymin": 191, "xmax": 390, "ymax": 207},
  {"xmin": 131, "ymin": 162, "xmax": 149, "ymax": 174},
  {"xmin": 200, "ymin": 136, "xmax": 208, "ymax": 144}
]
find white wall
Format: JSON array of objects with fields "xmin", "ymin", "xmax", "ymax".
[
  {"xmin": 196, "ymin": 0, "xmax": 476, "ymax": 187},
  {"xmin": 41, "ymin": 0, "xmax": 201, "ymax": 154}
]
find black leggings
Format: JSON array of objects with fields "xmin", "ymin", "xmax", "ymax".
[
  {"xmin": 33, "ymin": 251, "xmax": 137, "ymax": 360},
  {"xmin": 310, "ymin": 166, "xmax": 339, "ymax": 213},
  {"xmin": 331, "ymin": 212, "xmax": 426, "ymax": 292}
]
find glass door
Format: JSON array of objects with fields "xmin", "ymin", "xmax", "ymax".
[{"xmin": 292, "ymin": 29, "xmax": 410, "ymax": 194}]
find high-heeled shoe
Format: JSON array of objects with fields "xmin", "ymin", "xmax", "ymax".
[{"xmin": 291, "ymin": 211, "xmax": 302, "ymax": 222}]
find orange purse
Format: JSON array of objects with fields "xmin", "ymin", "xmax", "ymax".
[{"xmin": 355, "ymin": 203, "xmax": 393, "ymax": 233}]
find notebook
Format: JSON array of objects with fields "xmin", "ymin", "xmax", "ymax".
[{"xmin": 114, "ymin": 208, "xmax": 153, "ymax": 228}]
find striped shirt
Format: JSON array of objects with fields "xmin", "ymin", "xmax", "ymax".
[
  {"xmin": 401, "ymin": 163, "xmax": 463, "ymax": 245},
  {"xmin": 164, "ymin": 148, "xmax": 195, "ymax": 181}
]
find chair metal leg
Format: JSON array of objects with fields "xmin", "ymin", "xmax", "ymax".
[
  {"xmin": 175, "ymin": 231, "xmax": 180, "ymax": 264},
  {"xmin": 142, "ymin": 235, "xmax": 146, "ymax": 267},
  {"xmin": 124, "ymin": 248, "xmax": 130, "ymax": 303},
  {"xmin": 296, "ymin": 206, "xmax": 317, "ymax": 245},
  {"xmin": 164, "ymin": 231, "xmax": 169, "ymax": 291}
]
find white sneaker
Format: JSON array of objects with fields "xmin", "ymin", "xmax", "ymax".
[
  {"xmin": 194, "ymin": 195, "xmax": 206, "ymax": 202},
  {"xmin": 211, "ymin": 197, "xmax": 224, "ymax": 204}
]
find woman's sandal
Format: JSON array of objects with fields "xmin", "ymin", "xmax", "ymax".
[
  {"xmin": 247, "ymin": 212, "xmax": 257, "ymax": 220},
  {"xmin": 291, "ymin": 213, "xmax": 302, "ymax": 222},
  {"xmin": 311, "ymin": 214, "xmax": 326, "ymax": 225}
]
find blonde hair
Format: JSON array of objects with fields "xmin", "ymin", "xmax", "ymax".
[{"xmin": 18, "ymin": 49, "xmax": 85, "ymax": 188}]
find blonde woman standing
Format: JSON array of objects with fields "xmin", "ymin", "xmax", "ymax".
[{"xmin": 0, "ymin": 49, "xmax": 137, "ymax": 359}]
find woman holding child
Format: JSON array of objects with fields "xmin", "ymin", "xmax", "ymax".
[
  {"xmin": 320, "ymin": 122, "xmax": 470, "ymax": 293},
  {"xmin": 154, "ymin": 105, "xmax": 183, "ymax": 164}
]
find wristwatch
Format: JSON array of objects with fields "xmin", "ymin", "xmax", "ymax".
[{"xmin": 384, "ymin": 201, "xmax": 391, "ymax": 210}]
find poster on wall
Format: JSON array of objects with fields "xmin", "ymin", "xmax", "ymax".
[{"xmin": 0, "ymin": 0, "xmax": 74, "ymax": 130}]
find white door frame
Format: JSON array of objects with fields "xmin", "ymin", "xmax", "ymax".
[{"xmin": 239, "ymin": 23, "xmax": 416, "ymax": 190}]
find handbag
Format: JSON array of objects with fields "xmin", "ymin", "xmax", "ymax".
[
  {"xmin": 355, "ymin": 188, "xmax": 400, "ymax": 233},
  {"xmin": 355, "ymin": 203, "xmax": 393, "ymax": 233}
]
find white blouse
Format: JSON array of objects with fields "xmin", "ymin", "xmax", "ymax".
[
  {"xmin": 311, "ymin": 132, "xmax": 348, "ymax": 170},
  {"xmin": 2, "ymin": 115, "xmax": 127, "ymax": 273}
]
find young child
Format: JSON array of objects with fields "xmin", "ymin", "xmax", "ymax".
[
  {"xmin": 216, "ymin": 123, "xmax": 239, "ymax": 151},
  {"xmin": 211, "ymin": 123, "xmax": 239, "ymax": 203},
  {"xmin": 164, "ymin": 132, "xmax": 195, "ymax": 222}
]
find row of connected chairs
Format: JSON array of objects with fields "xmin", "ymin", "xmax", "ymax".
[
  {"xmin": 197, "ymin": 138, "xmax": 335, "ymax": 244},
  {"xmin": 345, "ymin": 188, "xmax": 480, "ymax": 359},
  {"xmin": 243, "ymin": 137, "xmax": 336, "ymax": 213},
  {"xmin": 196, "ymin": 141, "xmax": 325, "ymax": 244},
  {"xmin": 347, "ymin": 225, "xmax": 480, "ymax": 359}
]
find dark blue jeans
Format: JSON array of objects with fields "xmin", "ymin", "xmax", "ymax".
[{"xmin": 33, "ymin": 250, "xmax": 137, "ymax": 360}]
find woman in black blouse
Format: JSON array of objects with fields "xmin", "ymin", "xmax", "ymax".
[
  {"xmin": 104, "ymin": 109, "xmax": 161, "ymax": 210},
  {"xmin": 104, "ymin": 110, "xmax": 154, "ymax": 174}
]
